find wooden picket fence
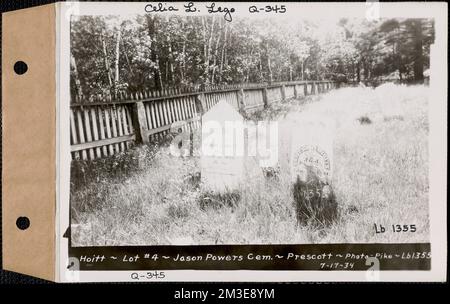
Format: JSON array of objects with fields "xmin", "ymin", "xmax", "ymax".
[{"xmin": 70, "ymin": 80, "xmax": 336, "ymax": 160}]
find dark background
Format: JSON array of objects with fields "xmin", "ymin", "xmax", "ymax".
[{"xmin": 0, "ymin": 1, "xmax": 447, "ymax": 295}]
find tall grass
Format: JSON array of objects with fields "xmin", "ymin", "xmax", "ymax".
[{"xmin": 71, "ymin": 84, "xmax": 429, "ymax": 246}]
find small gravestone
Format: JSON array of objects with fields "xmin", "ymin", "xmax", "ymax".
[
  {"xmin": 288, "ymin": 115, "xmax": 337, "ymax": 225},
  {"xmin": 201, "ymin": 100, "xmax": 245, "ymax": 192}
]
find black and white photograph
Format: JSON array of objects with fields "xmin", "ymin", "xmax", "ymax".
[
  {"xmin": 69, "ymin": 6, "xmax": 434, "ymax": 247},
  {"xmin": 0, "ymin": 0, "xmax": 446, "ymax": 285}
]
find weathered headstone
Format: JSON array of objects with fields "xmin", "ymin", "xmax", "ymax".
[
  {"xmin": 287, "ymin": 114, "xmax": 337, "ymax": 225},
  {"xmin": 289, "ymin": 115, "xmax": 334, "ymax": 183},
  {"xmin": 201, "ymin": 100, "xmax": 245, "ymax": 192}
]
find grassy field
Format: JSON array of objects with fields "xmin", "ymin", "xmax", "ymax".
[{"xmin": 71, "ymin": 84, "xmax": 430, "ymax": 246}]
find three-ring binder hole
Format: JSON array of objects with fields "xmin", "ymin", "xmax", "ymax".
[
  {"xmin": 16, "ymin": 217, "xmax": 30, "ymax": 230},
  {"xmin": 14, "ymin": 61, "xmax": 28, "ymax": 75}
]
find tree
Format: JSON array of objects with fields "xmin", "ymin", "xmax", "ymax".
[{"xmin": 70, "ymin": 15, "xmax": 435, "ymax": 102}]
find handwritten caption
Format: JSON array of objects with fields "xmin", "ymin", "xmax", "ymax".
[
  {"xmin": 76, "ymin": 250, "xmax": 431, "ymax": 268},
  {"xmin": 144, "ymin": 2, "xmax": 288, "ymax": 22}
]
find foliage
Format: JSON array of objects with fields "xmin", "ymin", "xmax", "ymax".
[{"xmin": 70, "ymin": 16, "xmax": 434, "ymax": 102}]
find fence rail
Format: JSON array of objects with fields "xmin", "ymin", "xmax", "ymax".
[{"xmin": 70, "ymin": 80, "xmax": 336, "ymax": 160}]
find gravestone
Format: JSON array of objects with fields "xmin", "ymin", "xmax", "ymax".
[
  {"xmin": 287, "ymin": 114, "xmax": 337, "ymax": 225},
  {"xmin": 201, "ymin": 100, "xmax": 245, "ymax": 192},
  {"xmin": 289, "ymin": 115, "xmax": 334, "ymax": 183}
]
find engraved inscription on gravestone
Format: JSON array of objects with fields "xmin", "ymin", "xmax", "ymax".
[
  {"xmin": 290, "ymin": 115, "xmax": 334, "ymax": 183},
  {"xmin": 289, "ymin": 115, "xmax": 337, "ymax": 224}
]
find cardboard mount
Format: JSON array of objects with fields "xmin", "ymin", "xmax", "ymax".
[{"xmin": 2, "ymin": 3, "xmax": 57, "ymax": 281}]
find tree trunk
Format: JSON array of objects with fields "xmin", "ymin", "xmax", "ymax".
[
  {"xmin": 397, "ymin": 50, "xmax": 403, "ymax": 81},
  {"xmin": 202, "ymin": 17, "xmax": 208, "ymax": 85},
  {"xmin": 258, "ymin": 51, "xmax": 263, "ymax": 82},
  {"xmin": 363, "ymin": 59, "xmax": 369, "ymax": 81},
  {"xmin": 114, "ymin": 25, "xmax": 122, "ymax": 96},
  {"xmin": 167, "ymin": 33, "xmax": 175, "ymax": 84},
  {"xmin": 218, "ymin": 24, "xmax": 228, "ymax": 83},
  {"xmin": 356, "ymin": 60, "xmax": 361, "ymax": 82},
  {"xmin": 181, "ymin": 40, "xmax": 186, "ymax": 84},
  {"xmin": 180, "ymin": 20, "xmax": 186, "ymax": 85},
  {"xmin": 165, "ymin": 61, "xmax": 169, "ymax": 85},
  {"xmin": 202, "ymin": 16, "xmax": 216, "ymax": 86},
  {"xmin": 211, "ymin": 20, "xmax": 223, "ymax": 84},
  {"xmin": 412, "ymin": 20, "xmax": 424, "ymax": 82},
  {"xmin": 301, "ymin": 61, "xmax": 304, "ymax": 81},
  {"xmin": 70, "ymin": 52, "xmax": 83, "ymax": 102},
  {"xmin": 146, "ymin": 16, "xmax": 162, "ymax": 90},
  {"xmin": 101, "ymin": 30, "xmax": 113, "ymax": 89},
  {"xmin": 156, "ymin": 53, "xmax": 163, "ymax": 89},
  {"xmin": 351, "ymin": 61, "xmax": 355, "ymax": 81},
  {"xmin": 267, "ymin": 53, "xmax": 273, "ymax": 83},
  {"xmin": 121, "ymin": 40, "xmax": 134, "ymax": 77}
]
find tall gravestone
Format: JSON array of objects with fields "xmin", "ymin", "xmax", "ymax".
[
  {"xmin": 288, "ymin": 114, "xmax": 337, "ymax": 225},
  {"xmin": 201, "ymin": 100, "xmax": 245, "ymax": 192}
]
